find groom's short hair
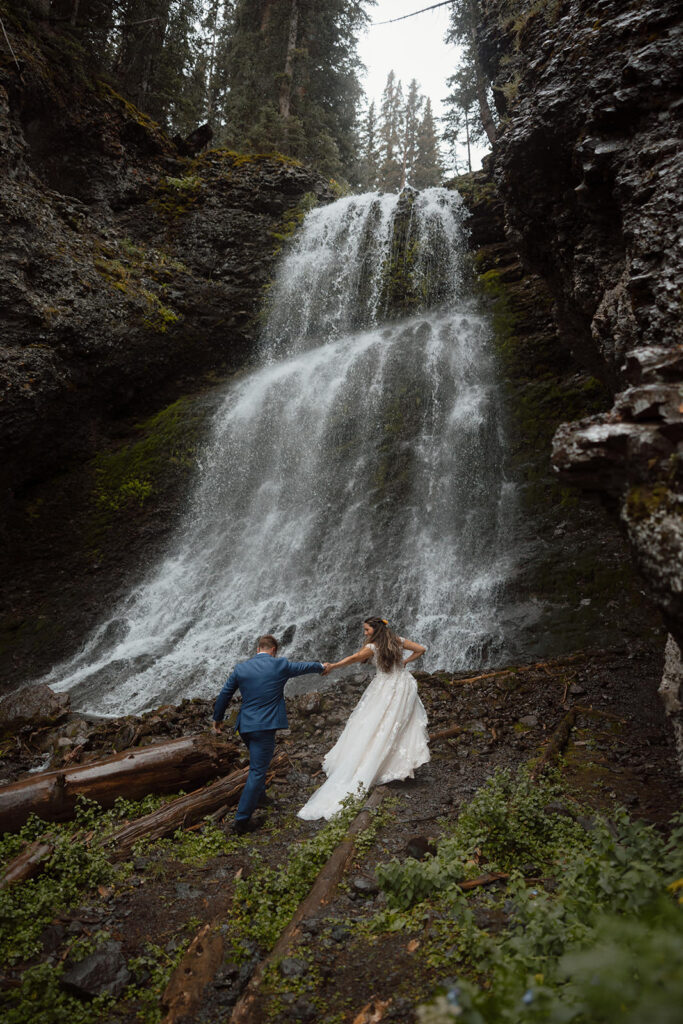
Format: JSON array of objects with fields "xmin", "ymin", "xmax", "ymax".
[{"xmin": 257, "ymin": 634, "xmax": 279, "ymax": 653}]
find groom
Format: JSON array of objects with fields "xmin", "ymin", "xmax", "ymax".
[{"xmin": 213, "ymin": 634, "xmax": 329, "ymax": 833}]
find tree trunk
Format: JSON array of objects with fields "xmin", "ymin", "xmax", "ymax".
[
  {"xmin": 466, "ymin": 0, "xmax": 497, "ymax": 146},
  {"xmin": 0, "ymin": 733, "xmax": 239, "ymax": 833},
  {"xmin": 474, "ymin": 62, "xmax": 497, "ymax": 146},
  {"xmin": 279, "ymin": 0, "xmax": 298, "ymax": 119},
  {"xmin": 465, "ymin": 108, "xmax": 472, "ymax": 172},
  {"xmin": 106, "ymin": 750, "xmax": 288, "ymax": 860}
]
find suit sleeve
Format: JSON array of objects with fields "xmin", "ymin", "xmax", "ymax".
[
  {"xmin": 213, "ymin": 668, "xmax": 239, "ymax": 722},
  {"xmin": 285, "ymin": 660, "xmax": 324, "ymax": 677}
]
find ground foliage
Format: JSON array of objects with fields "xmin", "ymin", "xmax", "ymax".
[
  {"xmin": 371, "ymin": 768, "xmax": 683, "ymax": 1024},
  {"xmin": 0, "ymin": 666, "xmax": 680, "ymax": 1023}
]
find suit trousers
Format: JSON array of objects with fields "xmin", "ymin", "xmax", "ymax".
[{"xmin": 235, "ymin": 729, "xmax": 276, "ymax": 822}]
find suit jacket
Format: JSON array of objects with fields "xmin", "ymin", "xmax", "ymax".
[{"xmin": 213, "ymin": 653, "xmax": 323, "ymax": 733}]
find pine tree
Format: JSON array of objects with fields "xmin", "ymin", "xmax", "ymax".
[
  {"xmin": 402, "ymin": 78, "xmax": 423, "ymax": 187},
  {"xmin": 413, "ymin": 98, "xmax": 444, "ymax": 187},
  {"xmin": 221, "ymin": 0, "xmax": 372, "ymax": 179},
  {"xmin": 375, "ymin": 72, "xmax": 442, "ymax": 193},
  {"xmin": 445, "ymin": 0, "xmax": 497, "ymax": 147},
  {"xmin": 377, "ymin": 70, "xmax": 404, "ymax": 192},
  {"xmin": 442, "ymin": 64, "xmax": 485, "ymax": 174},
  {"xmin": 358, "ymin": 100, "xmax": 380, "ymax": 191}
]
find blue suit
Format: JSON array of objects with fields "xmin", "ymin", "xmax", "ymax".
[{"xmin": 213, "ymin": 653, "xmax": 323, "ymax": 822}]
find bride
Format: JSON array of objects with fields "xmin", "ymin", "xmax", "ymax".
[{"xmin": 298, "ymin": 616, "xmax": 430, "ymax": 821}]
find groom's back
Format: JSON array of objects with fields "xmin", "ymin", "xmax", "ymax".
[{"xmin": 234, "ymin": 654, "xmax": 292, "ymax": 731}]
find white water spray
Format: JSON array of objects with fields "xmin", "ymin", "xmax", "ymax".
[{"xmin": 43, "ymin": 189, "xmax": 519, "ymax": 715}]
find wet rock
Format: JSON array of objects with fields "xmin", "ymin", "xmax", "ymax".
[
  {"xmin": 351, "ymin": 875, "xmax": 379, "ymax": 897},
  {"xmin": 0, "ymin": 685, "xmax": 70, "ymax": 732},
  {"xmin": 519, "ymin": 715, "xmax": 538, "ymax": 728},
  {"xmin": 279, "ymin": 957, "xmax": 307, "ymax": 978},
  {"xmin": 174, "ymin": 882, "xmax": 202, "ymax": 899},
  {"xmin": 61, "ymin": 941, "xmax": 131, "ymax": 999},
  {"xmin": 290, "ymin": 996, "xmax": 316, "ymax": 1022},
  {"xmin": 476, "ymin": 0, "xmax": 683, "ymax": 646},
  {"xmin": 40, "ymin": 923, "xmax": 66, "ymax": 954},
  {"xmin": 405, "ymin": 835, "xmax": 437, "ymax": 861},
  {"xmin": 330, "ymin": 924, "xmax": 351, "ymax": 943},
  {"xmin": 300, "ymin": 693, "xmax": 322, "ymax": 716},
  {"xmin": 569, "ymin": 683, "xmax": 587, "ymax": 697},
  {"xmin": 658, "ymin": 635, "xmax": 683, "ymax": 771}
]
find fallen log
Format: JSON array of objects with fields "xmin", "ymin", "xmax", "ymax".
[
  {"xmin": 161, "ymin": 923, "xmax": 225, "ymax": 1024},
  {"xmin": 531, "ymin": 709, "xmax": 577, "ymax": 779},
  {"xmin": 230, "ymin": 787, "xmax": 388, "ymax": 1024},
  {"xmin": 0, "ymin": 840, "xmax": 53, "ymax": 888},
  {"xmin": 0, "ymin": 733, "xmax": 238, "ymax": 833},
  {"xmin": 107, "ymin": 750, "xmax": 288, "ymax": 860}
]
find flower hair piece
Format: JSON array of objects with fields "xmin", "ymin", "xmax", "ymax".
[{"xmin": 381, "ymin": 618, "xmax": 389, "ymax": 625}]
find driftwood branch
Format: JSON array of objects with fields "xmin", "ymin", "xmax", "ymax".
[
  {"xmin": 429, "ymin": 725, "xmax": 464, "ymax": 743},
  {"xmin": 0, "ymin": 841, "xmax": 53, "ymax": 889},
  {"xmin": 458, "ymin": 871, "xmax": 509, "ymax": 891},
  {"xmin": 0, "ymin": 733, "xmax": 238, "ymax": 833},
  {"xmin": 230, "ymin": 787, "xmax": 388, "ymax": 1024},
  {"xmin": 442, "ymin": 652, "xmax": 594, "ymax": 689},
  {"xmin": 107, "ymin": 751, "xmax": 288, "ymax": 860},
  {"xmin": 531, "ymin": 709, "xmax": 577, "ymax": 779}
]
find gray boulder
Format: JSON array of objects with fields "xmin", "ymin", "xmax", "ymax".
[
  {"xmin": 61, "ymin": 941, "xmax": 131, "ymax": 999},
  {"xmin": 0, "ymin": 684, "xmax": 69, "ymax": 732}
]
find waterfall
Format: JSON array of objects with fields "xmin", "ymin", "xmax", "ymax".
[{"xmin": 43, "ymin": 188, "xmax": 519, "ymax": 716}]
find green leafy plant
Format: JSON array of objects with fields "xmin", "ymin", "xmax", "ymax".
[
  {"xmin": 377, "ymin": 767, "xmax": 589, "ymax": 910},
  {"xmin": 0, "ymin": 793, "xmax": 178, "ymax": 965},
  {"xmin": 401, "ymin": 768, "xmax": 683, "ymax": 1024},
  {"xmin": 230, "ymin": 791, "xmax": 370, "ymax": 955}
]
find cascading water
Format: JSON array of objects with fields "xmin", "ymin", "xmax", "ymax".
[{"xmin": 43, "ymin": 188, "xmax": 519, "ymax": 716}]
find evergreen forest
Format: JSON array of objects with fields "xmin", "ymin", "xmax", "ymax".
[{"xmin": 29, "ymin": 0, "xmax": 464, "ymax": 187}]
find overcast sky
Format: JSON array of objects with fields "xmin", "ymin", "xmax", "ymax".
[{"xmin": 357, "ymin": 0, "xmax": 490, "ymax": 173}]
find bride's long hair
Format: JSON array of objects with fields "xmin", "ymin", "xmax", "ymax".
[{"xmin": 365, "ymin": 617, "xmax": 403, "ymax": 672}]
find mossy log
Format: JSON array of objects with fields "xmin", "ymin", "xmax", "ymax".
[
  {"xmin": 107, "ymin": 750, "xmax": 288, "ymax": 860},
  {"xmin": 0, "ymin": 733, "xmax": 238, "ymax": 833},
  {"xmin": 531, "ymin": 709, "xmax": 577, "ymax": 779}
]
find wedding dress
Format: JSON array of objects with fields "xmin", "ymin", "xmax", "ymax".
[{"xmin": 298, "ymin": 642, "xmax": 430, "ymax": 820}]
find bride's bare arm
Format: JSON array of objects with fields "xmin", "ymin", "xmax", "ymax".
[
  {"xmin": 327, "ymin": 646, "xmax": 374, "ymax": 671},
  {"xmin": 402, "ymin": 638, "xmax": 427, "ymax": 665}
]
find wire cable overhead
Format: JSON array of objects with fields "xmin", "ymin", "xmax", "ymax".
[{"xmin": 372, "ymin": 1, "xmax": 454, "ymax": 27}]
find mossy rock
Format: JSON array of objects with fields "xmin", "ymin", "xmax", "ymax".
[{"xmin": 90, "ymin": 396, "xmax": 209, "ymax": 532}]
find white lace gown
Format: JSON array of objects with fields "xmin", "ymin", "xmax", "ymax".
[{"xmin": 298, "ymin": 642, "xmax": 430, "ymax": 821}]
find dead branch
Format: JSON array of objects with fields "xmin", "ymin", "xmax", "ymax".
[
  {"xmin": 531, "ymin": 709, "xmax": 577, "ymax": 779},
  {"xmin": 0, "ymin": 841, "xmax": 53, "ymax": 889},
  {"xmin": 429, "ymin": 725, "xmax": 465, "ymax": 742},
  {"xmin": 458, "ymin": 871, "xmax": 509, "ymax": 891},
  {"xmin": 230, "ymin": 787, "xmax": 388, "ymax": 1024},
  {"xmin": 441, "ymin": 651, "xmax": 594, "ymax": 689}
]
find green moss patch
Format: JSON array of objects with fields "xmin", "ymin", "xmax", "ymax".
[{"xmin": 91, "ymin": 396, "xmax": 207, "ymax": 524}]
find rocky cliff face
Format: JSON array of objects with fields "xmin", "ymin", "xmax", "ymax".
[
  {"xmin": 0, "ymin": 8, "xmax": 332, "ymax": 686},
  {"xmin": 478, "ymin": 0, "xmax": 683, "ymax": 757}
]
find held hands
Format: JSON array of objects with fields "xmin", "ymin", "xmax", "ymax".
[{"xmin": 321, "ymin": 662, "xmax": 335, "ymax": 676}]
